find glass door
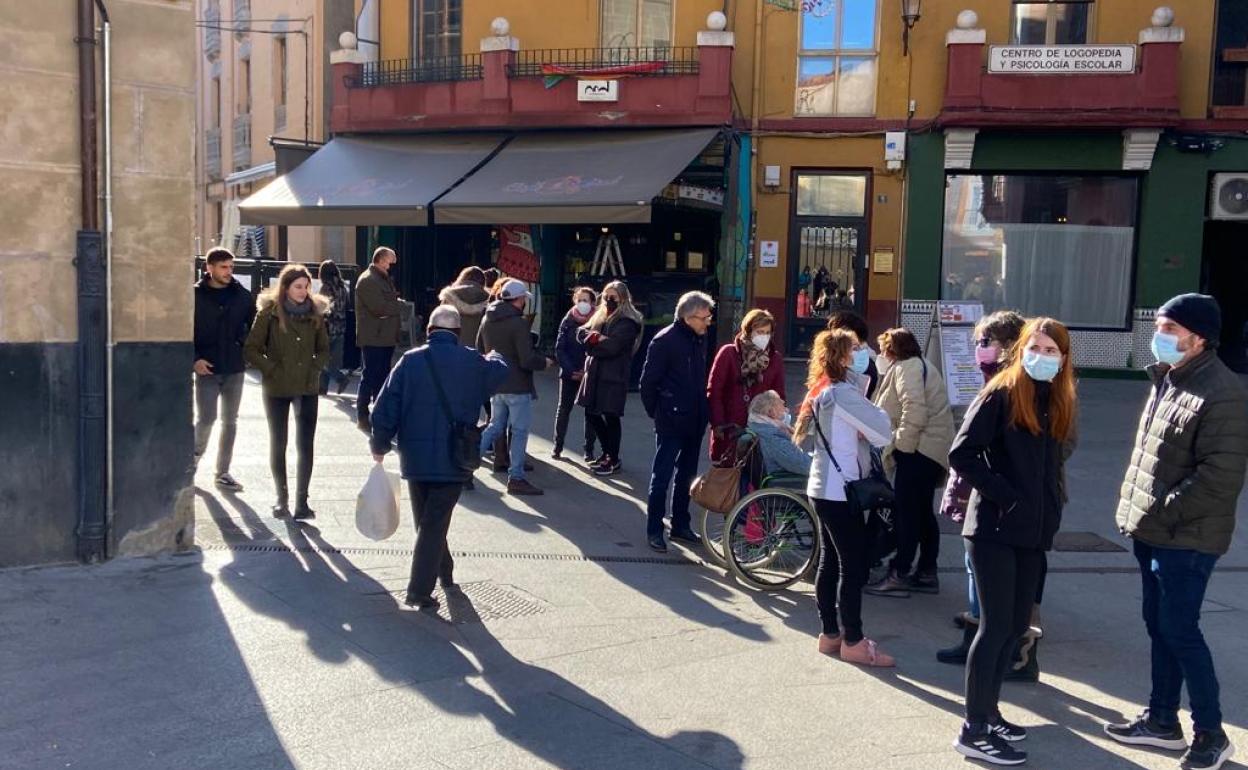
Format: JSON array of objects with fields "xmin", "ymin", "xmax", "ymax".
[{"xmin": 787, "ymin": 173, "xmax": 869, "ymax": 356}]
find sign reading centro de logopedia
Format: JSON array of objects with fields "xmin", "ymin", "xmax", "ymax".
[{"xmin": 988, "ymin": 45, "xmax": 1137, "ymax": 74}]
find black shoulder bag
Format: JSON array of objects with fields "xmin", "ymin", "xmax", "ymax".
[
  {"xmin": 426, "ymin": 350, "xmax": 482, "ymax": 473},
  {"xmin": 812, "ymin": 397, "xmax": 895, "ymax": 524}
]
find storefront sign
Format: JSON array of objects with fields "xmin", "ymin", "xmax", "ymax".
[
  {"xmin": 661, "ymin": 184, "xmax": 725, "ymax": 209},
  {"xmin": 926, "ymin": 301, "xmax": 985, "ymax": 409},
  {"xmin": 988, "ymin": 45, "xmax": 1136, "ymax": 75},
  {"xmin": 577, "ymin": 80, "xmax": 619, "ymax": 102},
  {"xmin": 759, "ymin": 240, "xmax": 779, "ymax": 268},
  {"xmin": 497, "ymin": 225, "xmax": 539, "ymax": 283}
]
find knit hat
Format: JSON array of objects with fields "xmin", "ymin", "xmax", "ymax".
[
  {"xmin": 1158, "ymin": 293, "xmax": 1221, "ymax": 343},
  {"xmin": 428, "ymin": 304, "xmax": 462, "ymax": 331}
]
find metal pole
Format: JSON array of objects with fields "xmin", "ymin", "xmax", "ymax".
[{"xmin": 99, "ymin": 2, "xmax": 115, "ymax": 547}]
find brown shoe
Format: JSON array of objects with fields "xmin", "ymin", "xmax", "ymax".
[{"xmin": 506, "ymin": 478, "xmax": 544, "ymax": 496}]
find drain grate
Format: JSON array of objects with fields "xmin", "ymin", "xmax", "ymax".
[
  {"xmin": 202, "ymin": 542, "xmax": 697, "ymax": 566},
  {"xmin": 439, "ymin": 581, "xmax": 548, "ymax": 623}
]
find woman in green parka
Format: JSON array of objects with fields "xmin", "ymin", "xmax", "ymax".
[{"xmin": 245, "ymin": 264, "xmax": 330, "ymax": 520}]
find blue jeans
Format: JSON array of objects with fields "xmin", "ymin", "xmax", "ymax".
[
  {"xmin": 479, "ymin": 393, "xmax": 534, "ymax": 481},
  {"xmin": 646, "ymin": 432, "xmax": 702, "ymax": 538},
  {"xmin": 1133, "ymin": 539, "xmax": 1222, "ymax": 732}
]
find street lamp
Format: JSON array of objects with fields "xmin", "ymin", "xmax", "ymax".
[{"xmin": 901, "ymin": 0, "xmax": 921, "ymax": 56}]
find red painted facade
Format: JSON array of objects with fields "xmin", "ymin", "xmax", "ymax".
[
  {"xmin": 330, "ymin": 45, "xmax": 733, "ymax": 134},
  {"xmin": 941, "ymin": 38, "xmax": 1182, "ymax": 128}
]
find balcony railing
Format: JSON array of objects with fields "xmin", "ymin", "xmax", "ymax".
[
  {"xmin": 508, "ymin": 47, "xmax": 699, "ymax": 77},
  {"xmin": 232, "ymin": 114, "xmax": 251, "ymax": 171},
  {"xmin": 203, "ymin": 3, "xmax": 221, "ymax": 60},
  {"xmin": 350, "ymin": 55, "xmax": 484, "ymax": 87},
  {"xmin": 205, "ymin": 126, "xmax": 222, "ymax": 180}
]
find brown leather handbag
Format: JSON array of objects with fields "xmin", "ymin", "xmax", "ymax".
[{"xmin": 690, "ymin": 436, "xmax": 756, "ymax": 514}]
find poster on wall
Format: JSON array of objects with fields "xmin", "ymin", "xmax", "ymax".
[
  {"xmin": 926, "ymin": 300, "xmax": 985, "ymax": 409},
  {"xmin": 497, "ymin": 225, "xmax": 539, "ymax": 283}
]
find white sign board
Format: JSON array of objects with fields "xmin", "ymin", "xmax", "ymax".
[
  {"xmin": 926, "ymin": 301, "xmax": 985, "ymax": 409},
  {"xmin": 759, "ymin": 240, "xmax": 779, "ymax": 268},
  {"xmin": 577, "ymin": 80, "xmax": 619, "ymax": 102},
  {"xmin": 988, "ymin": 45, "xmax": 1136, "ymax": 75}
]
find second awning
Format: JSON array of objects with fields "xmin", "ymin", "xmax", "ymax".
[
  {"xmin": 433, "ymin": 128, "xmax": 720, "ymax": 225},
  {"xmin": 240, "ymin": 134, "xmax": 505, "ymax": 226}
]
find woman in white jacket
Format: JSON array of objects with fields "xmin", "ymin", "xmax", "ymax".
[{"xmin": 806, "ymin": 328, "xmax": 895, "ymax": 667}]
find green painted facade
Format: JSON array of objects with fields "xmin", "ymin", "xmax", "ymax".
[{"xmin": 902, "ymin": 130, "xmax": 1248, "ymax": 310}]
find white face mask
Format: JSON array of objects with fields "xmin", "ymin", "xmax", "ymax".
[
  {"xmin": 751, "ymin": 333, "xmax": 771, "ymax": 351},
  {"xmin": 575, "ymin": 301, "xmax": 593, "ymax": 316}
]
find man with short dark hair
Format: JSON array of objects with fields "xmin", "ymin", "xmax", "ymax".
[
  {"xmin": 355, "ymin": 247, "xmax": 402, "ymax": 433},
  {"xmin": 1106, "ymin": 294, "xmax": 1248, "ymax": 770},
  {"xmin": 370, "ymin": 304, "xmax": 509, "ymax": 610},
  {"xmin": 193, "ymin": 247, "xmax": 255, "ymax": 491}
]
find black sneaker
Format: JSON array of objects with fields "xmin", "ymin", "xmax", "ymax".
[
  {"xmin": 954, "ymin": 724, "xmax": 1027, "ymax": 766},
  {"xmin": 1104, "ymin": 712, "xmax": 1187, "ymax": 751},
  {"xmin": 669, "ymin": 528, "xmax": 700, "ymax": 545},
  {"xmin": 1181, "ymin": 731, "xmax": 1235, "ymax": 770},
  {"xmin": 908, "ymin": 571, "xmax": 940, "ymax": 594},
  {"xmin": 990, "ymin": 716, "xmax": 1027, "ymax": 743},
  {"xmin": 647, "ymin": 534, "xmax": 668, "ymax": 553},
  {"xmin": 593, "ymin": 459, "xmax": 621, "ymax": 477}
]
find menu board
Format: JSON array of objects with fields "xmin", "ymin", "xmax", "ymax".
[{"xmin": 926, "ymin": 301, "xmax": 985, "ymax": 409}]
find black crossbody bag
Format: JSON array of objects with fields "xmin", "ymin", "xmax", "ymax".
[
  {"xmin": 813, "ymin": 397, "xmax": 895, "ymax": 523},
  {"xmin": 426, "ymin": 351, "xmax": 482, "ymax": 473}
]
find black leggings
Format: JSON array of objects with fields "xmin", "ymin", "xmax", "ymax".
[
  {"xmin": 554, "ymin": 377, "xmax": 597, "ymax": 454},
  {"xmin": 264, "ymin": 394, "xmax": 319, "ymax": 504},
  {"xmin": 890, "ymin": 450, "xmax": 946, "ymax": 576},
  {"xmin": 586, "ymin": 413, "xmax": 622, "ymax": 460},
  {"xmin": 814, "ymin": 499, "xmax": 869, "ymax": 644},
  {"xmin": 964, "ymin": 538, "xmax": 1045, "ymax": 724}
]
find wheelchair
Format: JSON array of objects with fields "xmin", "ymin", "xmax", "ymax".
[
  {"xmin": 699, "ymin": 431, "xmax": 896, "ymax": 592},
  {"xmin": 696, "ymin": 431, "xmax": 821, "ymax": 591}
]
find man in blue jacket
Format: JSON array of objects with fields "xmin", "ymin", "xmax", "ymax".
[
  {"xmin": 370, "ymin": 305, "xmax": 509, "ymax": 609},
  {"xmin": 639, "ymin": 291, "xmax": 714, "ymax": 552}
]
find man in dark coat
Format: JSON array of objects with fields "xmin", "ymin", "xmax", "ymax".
[
  {"xmin": 354, "ymin": 246, "xmax": 402, "ymax": 433},
  {"xmin": 370, "ymin": 305, "xmax": 509, "ymax": 610},
  {"xmin": 1106, "ymin": 294, "xmax": 1248, "ymax": 770},
  {"xmin": 193, "ymin": 247, "xmax": 255, "ymax": 491},
  {"xmin": 639, "ymin": 291, "xmax": 714, "ymax": 552},
  {"xmin": 476, "ymin": 279, "xmax": 554, "ymax": 496}
]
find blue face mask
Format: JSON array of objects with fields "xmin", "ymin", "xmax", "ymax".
[
  {"xmin": 1151, "ymin": 331, "xmax": 1186, "ymax": 365},
  {"xmin": 850, "ymin": 347, "xmax": 871, "ymax": 375},
  {"xmin": 1022, "ymin": 351, "xmax": 1062, "ymax": 382}
]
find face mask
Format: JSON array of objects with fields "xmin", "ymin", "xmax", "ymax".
[
  {"xmin": 1022, "ymin": 351, "xmax": 1062, "ymax": 382},
  {"xmin": 876, "ymin": 356, "xmax": 892, "ymax": 377},
  {"xmin": 751, "ymin": 333, "xmax": 771, "ymax": 351},
  {"xmin": 575, "ymin": 301, "xmax": 593, "ymax": 316},
  {"xmin": 605, "ymin": 298, "xmax": 619, "ymax": 313},
  {"xmin": 1151, "ymin": 331, "xmax": 1187, "ymax": 365},
  {"xmin": 979, "ymin": 360, "xmax": 1003, "ymax": 379},
  {"xmin": 975, "ymin": 345, "xmax": 999, "ymax": 366},
  {"xmin": 851, "ymin": 347, "xmax": 871, "ymax": 375}
]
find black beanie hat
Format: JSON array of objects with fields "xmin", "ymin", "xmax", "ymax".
[{"xmin": 1158, "ymin": 293, "xmax": 1221, "ymax": 343}]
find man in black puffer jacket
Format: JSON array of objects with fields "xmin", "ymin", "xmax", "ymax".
[
  {"xmin": 1106, "ymin": 294, "xmax": 1248, "ymax": 770},
  {"xmin": 193, "ymin": 247, "xmax": 255, "ymax": 491}
]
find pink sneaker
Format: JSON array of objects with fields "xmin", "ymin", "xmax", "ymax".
[
  {"xmin": 817, "ymin": 633, "xmax": 842, "ymax": 657},
  {"xmin": 840, "ymin": 638, "xmax": 896, "ymax": 668}
]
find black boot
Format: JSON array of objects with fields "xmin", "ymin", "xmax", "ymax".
[
  {"xmin": 272, "ymin": 484, "xmax": 290, "ymax": 518},
  {"xmin": 937, "ymin": 624, "xmax": 977, "ymax": 665},
  {"xmin": 1004, "ymin": 629, "xmax": 1041, "ymax": 683}
]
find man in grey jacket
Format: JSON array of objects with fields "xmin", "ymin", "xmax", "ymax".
[
  {"xmin": 1105, "ymin": 294, "xmax": 1248, "ymax": 770},
  {"xmin": 477, "ymin": 279, "xmax": 554, "ymax": 496}
]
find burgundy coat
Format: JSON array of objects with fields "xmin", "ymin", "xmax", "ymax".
[{"xmin": 707, "ymin": 341, "xmax": 786, "ymax": 462}]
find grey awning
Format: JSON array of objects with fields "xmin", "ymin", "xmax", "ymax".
[
  {"xmin": 239, "ymin": 135, "xmax": 505, "ymax": 226},
  {"xmin": 434, "ymin": 129, "xmax": 719, "ymax": 225}
]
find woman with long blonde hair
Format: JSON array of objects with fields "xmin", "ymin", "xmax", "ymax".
[
  {"xmin": 949, "ymin": 317, "xmax": 1077, "ymax": 765},
  {"xmin": 575, "ymin": 280, "xmax": 644, "ymax": 476},
  {"xmin": 245, "ymin": 264, "xmax": 330, "ymax": 520}
]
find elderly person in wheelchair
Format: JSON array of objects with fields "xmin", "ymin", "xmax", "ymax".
[{"xmin": 746, "ymin": 390, "xmax": 811, "ymax": 479}]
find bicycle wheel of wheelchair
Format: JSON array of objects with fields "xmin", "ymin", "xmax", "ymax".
[
  {"xmin": 724, "ymin": 488, "xmax": 820, "ymax": 591},
  {"xmin": 696, "ymin": 506, "xmax": 728, "ymax": 567}
]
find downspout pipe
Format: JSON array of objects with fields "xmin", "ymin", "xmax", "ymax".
[
  {"xmin": 98, "ymin": 0, "xmax": 115, "ymax": 557},
  {"xmin": 75, "ymin": 0, "xmax": 108, "ymax": 562}
]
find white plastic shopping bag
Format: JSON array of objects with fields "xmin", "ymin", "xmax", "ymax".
[{"xmin": 355, "ymin": 462, "xmax": 401, "ymax": 541}]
